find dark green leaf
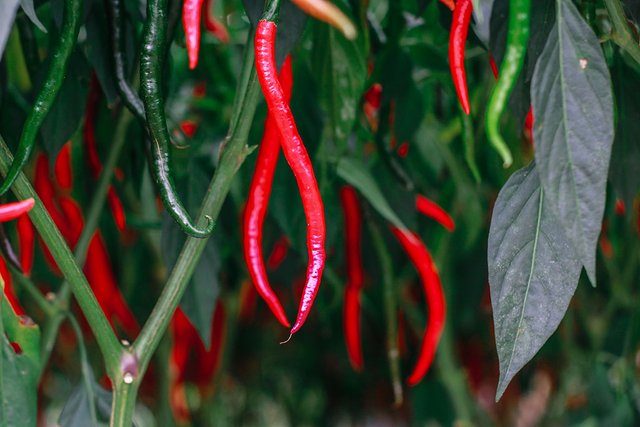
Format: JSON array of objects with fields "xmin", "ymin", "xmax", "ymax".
[
  {"xmin": 19, "ymin": 0, "xmax": 46, "ymax": 33},
  {"xmin": 84, "ymin": 1, "xmax": 120, "ymax": 105},
  {"xmin": 0, "ymin": 0, "xmax": 20, "ymax": 58},
  {"xmin": 58, "ymin": 368, "xmax": 112, "ymax": 427},
  {"xmin": 488, "ymin": 162, "xmax": 582, "ymax": 400},
  {"xmin": 531, "ymin": 0, "xmax": 614, "ymax": 285},
  {"xmin": 337, "ymin": 157, "xmax": 407, "ymax": 231},
  {"xmin": 1, "ymin": 336, "xmax": 37, "ymax": 426}
]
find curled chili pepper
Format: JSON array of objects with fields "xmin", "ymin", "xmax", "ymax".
[
  {"xmin": 0, "ymin": 198, "xmax": 35, "ymax": 223},
  {"xmin": 449, "ymin": 0, "xmax": 473, "ymax": 115},
  {"xmin": 183, "ymin": 0, "xmax": 205, "ymax": 69},
  {"xmin": 415, "ymin": 195, "xmax": 456, "ymax": 232},
  {"xmin": 255, "ymin": 12, "xmax": 326, "ymax": 336},
  {"xmin": 0, "ymin": 0, "xmax": 82, "ymax": 195},
  {"xmin": 340, "ymin": 186, "xmax": 365, "ymax": 371},
  {"xmin": 17, "ymin": 214, "xmax": 34, "ymax": 277},
  {"xmin": 290, "ymin": 0, "xmax": 357, "ymax": 40},
  {"xmin": 485, "ymin": 0, "xmax": 531, "ymax": 167},
  {"xmin": 243, "ymin": 55, "xmax": 293, "ymax": 328},
  {"xmin": 203, "ymin": 0, "xmax": 230, "ymax": 43},
  {"xmin": 390, "ymin": 226, "xmax": 446, "ymax": 386},
  {"xmin": 141, "ymin": 0, "xmax": 215, "ymax": 238}
]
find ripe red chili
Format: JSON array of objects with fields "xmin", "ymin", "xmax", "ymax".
[
  {"xmin": 0, "ymin": 198, "xmax": 35, "ymax": 223},
  {"xmin": 203, "ymin": 0, "xmax": 229, "ymax": 43},
  {"xmin": 0, "ymin": 255, "xmax": 25, "ymax": 316},
  {"xmin": 54, "ymin": 142, "xmax": 73, "ymax": 190},
  {"xmin": 243, "ymin": 55, "xmax": 293, "ymax": 329},
  {"xmin": 16, "ymin": 214, "xmax": 35, "ymax": 277},
  {"xmin": 390, "ymin": 226, "xmax": 446, "ymax": 386},
  {"xmin": 415, "ymin": 195, "xmax": 456, "ymax": 232},
  {"xmin": 340, "ymin": 186, "xmax": 364, "ymax": 371},
  {"xmin": 255, "ymin": 20, "xmax": 326, "ymax": 336},
  {"xmin": 183, "ymin": 0, "xmax": 205, "ymax": 69},
  {"xmin": 449, "ymin": 0, "xmax": 473, "ymax": 115},
  {"xmin": 439, "ymin": 0, "xmax": 455, "ymax": 11},
  {"xmin": 266, "ymin": 234, "xmax": 290, "ymax": 270}
]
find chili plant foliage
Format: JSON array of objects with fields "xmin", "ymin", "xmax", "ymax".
[{"xmin": 0, "ymin": 0, "xmax": 638, "ymax": 425}]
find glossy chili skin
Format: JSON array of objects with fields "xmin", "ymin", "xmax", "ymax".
[
  {"xmin": 340, "ymin": 186, "xmax": 364, "ymax": 371},
  {"xmin": 415, "ymin": 195, "xmax": 455, "ymax": 232},
  {"xmin": 255, "ymin": 19, "xmax": 326, "ymax": 335},
  {"xmin": 183, "ymin": 0, "xmax": 205, "ymax": 69},
  {"xmin": 449, "ymin": 0, "xmax": 473, "ymax": 115},
  {"xmin": 0, "ymin": 199, "xmax": 35, "ymax": 222},
  {"xmin": 485, "ymin": 0, "xmax": 531, "ymax": 168},
  {"xmin": 243, "ymin": 56, "xmax": 293, "ymax": 328},
  {"xmin": 141, "ymin": 0, "xmax": 214, "ymax": 238},
  {"xmin": 390, "ymin": 227, "xmax": 446, "ymax": 386},
  {"xmin": 17, "ymin": 214, "xmax": 35, "ymax": 277},
  {"xmin": 0, "ymin": 0, "xmax": 82, "ymax": 195}
]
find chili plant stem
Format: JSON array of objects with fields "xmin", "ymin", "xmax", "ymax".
[
  {"xmin": 604, "ymin": 0, "xmax": 640, "ymax": 66},
  {"xmin": 0, "ymin": 134, "xmax": 123, "ymax": 375}
]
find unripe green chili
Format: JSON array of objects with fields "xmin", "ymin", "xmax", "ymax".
[
  {"xmin": 141, "ymin": 0, "xmax": 214, "ymax": 238},
  {"xmin": 0, "ymin": 0, "xmax": 82, "ymax": 195},
  {"xmin": 485, "ymin": 0, "xmax": 531, "ymax": 168}
]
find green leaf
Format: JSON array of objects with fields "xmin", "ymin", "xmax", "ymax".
[
  {"xmin": 84, "ymin": 2, "xmax": 120, "ymax": 105},
  {"xmin": 0, "ymin": 0, "xmax": 20, "ymax": 58},
  {"xmin": 337, "ymin": 157, "xmax": 407, "ymax": 231},
  {"xmin": 1, "ymin": 336, "xmax": 38, "ymax": 426},
  {"xmin": 488, "ymin": 162, "xmax": 582, "ymax": 400},
  {"xmin": 58, "ymin": 367, "xmax": 113, "ymax": 427},
  {"xmin": 531, "ymin": 0, "xmax": 614, "ymax": 285},
  {"xmin": 19, "ymin": 0, "xmax": 46, "ymax": 33},
  {"xmin": 311, "ymin": 5, "xmax": 368, "ymax": 151}
]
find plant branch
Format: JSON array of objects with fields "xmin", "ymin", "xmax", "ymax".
[{"xmin": 604, "ymin": 0, "xmax": 640, "ymax": 65}]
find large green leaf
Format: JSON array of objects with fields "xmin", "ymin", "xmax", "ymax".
[
  {"xmin": 531, "ymin": 0, "xmax": 614, "ymax": 285},
  {"xmin": 58, "ymin": 366, "xmax": 112, "ymax": 427},
  {"xmin": 1, "ymin": 336, "xmax": 38, "ymax": 426},
  {"xmin": 488, "ymin": 162, "xmax": 581, "ymax": 400}
]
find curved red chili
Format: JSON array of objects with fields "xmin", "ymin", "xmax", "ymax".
[
  {"xmin": 415, "ymin": 195, "xmax": 455, "ymax": 231},
  {"xmin": 255, "ymin": 21, "xmax": 326, "ymax": 336},
  {"xmin": 449, "ymin": 0, "xmax": 473, "ymax": 115},
  {"xmin": 203, "ymin": 0, "xmax": 229, "ymax": 43},
  {"xmin": 17, "ymin": 214, "xmax": 35, "ymax": 277},
  {"xmin": 244, "ymin": 55, "xmax": 293, "ymax": 328},
  {"xmin": 183, "ymin": 0, "xmax": 205, "ymax": 69},
  {"xmin": 0, "ymin": 198, "xmax": 35, "ymax": 223},
  {"xmin": 266, "ymin": 235, "xmax": 289, "ymax": 270},
  {"xmin": 54, "ymin": 142, "xmax": 73, "ymax": 190},
  {"xmin": 390, "ymin": 226, "xmax": 446, "ymax": 386},
  {"xmin": 340, "ymin": 186, "xmax": 364, "ymax": 370},
  {"xmin": 0, "ymin": 255, "xmax": 25, "ymax": 316}
]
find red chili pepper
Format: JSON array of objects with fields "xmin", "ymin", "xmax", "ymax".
[
  {"xmin": 203, "ymin": 0, "xmax": 230, "ymax": 43},
  {"xmin": 266, "ymin": 235, "xmax": 289, "ymax": 270},
  {"xmin": 615, "ymin": 199, "xmax": 625, "ymax": 216},
  {"xmin": 340, "ymin": 186, "xmax": 364, "ymax": 371},
  {"xmin": 449, "ymin": 0, "xmax": 473, "ymax": 115},
  {"xmin": 439, "ymin": 0, "xmax": 455, "ymax": 11},
  {"xmin": 290, "ymin": 0, "xmax": 356, "ymax": 40},
  {"xmin": 183, "ymin": 0, "xmax": 205, "ymax": 69},
  {"xmin": 54, "ymin": 142, "xmax": 73, "ymax": 191},
  {"xmin": 397, "ymin": 142, "xmax": 409, "ymax": 158},
  {"xmin": 0, "ymin": 198, "xmax": 35, "ymax": 223},
  {"xmin": 179, "ymin": 120, "xmax": 198, "ymax": 138},
  {"xmin": 390, "ymin": 226, "xmax": 446, "ymax": 386},
  {"xmin": 17, "ymin": 214, "xmax": 35, "ymax": 277},
  {"xmin": 0, "ymin": 255, "xmax": 25, "ymax": 316},
  {"xmin": 243, "ymin": 55, "xmax": 293, "ymax": 328},
  {"xmin": 489, "ymin": 54, "xmax": 499, "ymax": 79},
  {"xmin": 363, "ymin": 83, "xmax": 382, "ymax": 131},
  {"xmin": 107, "ymin": 187, "xmax": 127, "ymax": 233},
  {"xmin": 255, "ymin": 21, "xmax": 326, "ymax": 336},
  {"xmin": 415, "ymin": 195, "xmax": 455, "ymax": 231},
  {"xmin": 524, "ymin": 108, "xmax": 534, "ymax": 145}
]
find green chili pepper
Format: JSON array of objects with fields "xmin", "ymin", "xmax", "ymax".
[
  {"xmin": 485, "ymin": 0, "xmax": 531, "ymax": 168},
  {"xmin": 0, "ymin": 0, "xmax": 82, "ymax": 195},
  {"xmin": 140, "ymin": 0, "xmax": 214, "ymax": 238}
]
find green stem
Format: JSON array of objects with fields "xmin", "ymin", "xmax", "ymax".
[
  {"xmin": 110, "ymin": 380, "xmax": 140, "ymax": 427},
  {"xmin": 604, "ymin": 0, "xmax": 640, "ymax": 65},
  {"xmin": 0, "ymin": 135, "xmax": 123, "ymax": 375}
]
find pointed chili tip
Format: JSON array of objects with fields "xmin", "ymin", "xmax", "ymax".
[
  {"xmin": 188, "ymin": 55, "xmax": 198, "ymax": 70},
  {"xmin": 280, "ymin": 333, "xmax": 293, "ymax": 345},
  {"xmin": 462, "ymin": 102, "xmax": 471, "ymax": 115}
]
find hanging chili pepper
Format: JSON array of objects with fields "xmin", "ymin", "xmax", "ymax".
[
  {"xmin": 0, "ymin": 255, "xmax": 25, "ymax": 316},
  {"xmin": 0, "ymin": 224, "xmax": 22, "ymax": 272},
  {"xmin": 0, "ymin": 0, "xmax": 82, "ymax": 195},
  {"xmin": 141, "ymin": 0, "xmax": 215, "ymax": 238},
  {"xmin": 54, "ymin": 142, "xmax": 73, "ymax": 191},
  {"xmin": 340, "ymin": 186, "xmax": 365, "ymax": 371},
  {"xmin": 485, "ymin": 0, "xmax": 531, "ymax": 168},
  {"xmin": 390, "ymin": 226, "xmax": 446, "ymax": 386},
  {"xmin": 17, "ymin": 214, "xmax": 34, "ymax": 277},
  {"xmin": 243, "ymin": 55, "xmax": 293, "ymax": 329},
  {"xmin": 0, "ymin": 198, "xmax": 35, "ymax": 223},
  {"xmin": 290, "ymin": 0, "xmax": 357, "ymax": 40},
  {"xmin": 363, "ymin": 83, "xmax": 382, "ymax": 131},
  {"xmin": 524, "ymin": 108, "xmax": 534, "ymax": 145},
  {"xmin": 203, "ymin": 0, "xmax": 230, "ymax": 43},
  {"xmin": 266, "ymin": 235, "xmax": 290, "ymax": 270},
  {"xmin": 255, "ymin": 9, "xmax": 327, "ymax": 336},
  {"xmin": 415, "ymin": 195, "xmax": 456, "ymax": 232},
  {"xmin": 183, "ymin": 0, "xmax": 205, "ymax": 69},
  {"xmin": 449, "ymin": 0, "xmax": 473, "ymax": 115}
]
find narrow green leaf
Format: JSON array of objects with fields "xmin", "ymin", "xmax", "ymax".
[
  {"xmin": 337, "ymin": 157, "xmax": 407, "ymax": 231},
  {"xmin": 0, "ymin": 0, "xmax": 20, "ymax": 58},
  {"xmin": 488, "ymin": 162, "xmax": 582, "ymax": 400},
  {"xmin": 531, "ymin": 0, "xmax": 614, "ymax": 285}
]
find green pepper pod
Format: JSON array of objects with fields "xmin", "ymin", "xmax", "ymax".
[{"xmin": 140, "ymin": 0, "xmax": 214, "ymax": 238}]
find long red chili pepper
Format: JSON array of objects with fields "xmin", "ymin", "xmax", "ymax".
[
  {"xmin": 183, "ymin": 0, "xmax": 205, "ymax": 69},
  {"xmin": 0, "ymin": 255, "xmax": 25, "ymax": 316},
  {"xmin": 244, "ymin": 55, "xmax": 293, "ymax": 328},
  {"xmin": 54, "ymin": 142, "xmax": 73, "ymax": 191},
  {"xmin": 255, "ymin": 20, "xmax": 326, "ymax": 336},
  {"xmin": 390, "ymin": 226, "xmax": 446, "ymax": 386},
  {"xmin": 0, "ymin": 198, "xmax": 35, "ymax": 223},
  {"xmin": 17, "ymin": 214, "xmax": 35, "ymax": 277},
  {"xmin": 340, "ymin": 186, "xmax": 364, "ymax": 371},
  {"xmin": 203, "ymin": 0, "xmax": 229, "ymax": 43},
  {"xmin": 266, "ymin": 235, "xmax": 289, "ymax": 270},
  {"xmin": 415, "ymin": 195, "xmax": 456, "ymax": 231},
  {"xmin": 449, "ymin": 0, "xmax": 473, "ymax": 115}
]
